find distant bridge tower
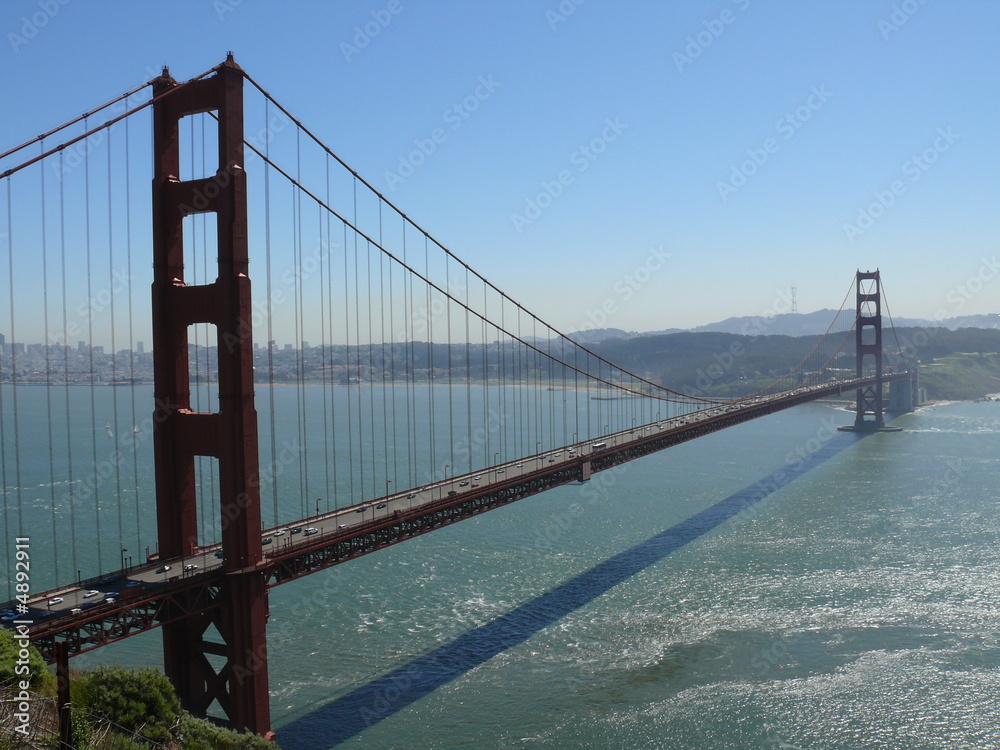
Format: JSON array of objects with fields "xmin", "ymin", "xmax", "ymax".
[
  {"xmin": 853, "ymin": 270, "xmax": 885, "ymax": 429},
  {"xmin": 151, "ymin": 55, "xmax": 272, "ymax": 737}
]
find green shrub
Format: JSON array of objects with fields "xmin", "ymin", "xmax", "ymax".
[
  {"xmin": 72, "ymin": 665, "xmax": 180, "ymax": 745},
  {"xmin": 176, "ymin": 712, "xmax": 278, "ymax": 749},
  {"xmin": 0, "ymin": 627, "xmax": 56, "ymax": 696}
]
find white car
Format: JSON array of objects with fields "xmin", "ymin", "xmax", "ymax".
[
  {"xmin": 48, "ymin": 597, "xmax": 63, "ymax": 606},
  {"xmin": 83, "ymin": 590, "xmax": 100, "ymax": 599},
  {"xmin": 303, "ymin": 527, "xmax": 319, "ymax": 536}
]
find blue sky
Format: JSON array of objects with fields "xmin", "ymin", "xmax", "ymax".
[{"xmin": 1, "ymin": 0, "xmax": 998, "ymax": 334}]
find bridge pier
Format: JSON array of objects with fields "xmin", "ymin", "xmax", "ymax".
[
  {"xmin": 887, "ymin": 370, "xmax": 919, "ymax": 414},
  {"xmin": 151, "ymin": 56, "xmax": 272, "ymax": 737}
]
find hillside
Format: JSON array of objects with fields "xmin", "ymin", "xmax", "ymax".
[
  {"xmin": 918, "ymin": 353, "xmax": 1000, "ymax": 401},
  {"xmin": 588, "ymin": 327, "xmax": 1000, "ymax": 401}
]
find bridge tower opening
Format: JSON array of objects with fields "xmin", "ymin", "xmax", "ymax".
[{"xmin": 151, "ymin": 55, "xmax": 272, "ymax": 737}]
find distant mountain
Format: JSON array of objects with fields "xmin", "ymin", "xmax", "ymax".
[
  {"xmin": 562, "ymin": 312, "xmax": 1000, "ymax": 346},
  {"xmin": 629, "ymin": 327, "xmax": 684, "ymax": 338},
  {"xmin": 567, "ymin": 328, "xmax": 631, "ymax": 344},
  {"xmin": 679, "ymin": 310, "xmax": 1000, "ymax": 336},
  {"xmin": 688, "ymin": 309, "xmax": 844, "ymax": 337},
  {"xmin": 937, "ymin": 313, "xmax": 1000, "ymax": 330}
]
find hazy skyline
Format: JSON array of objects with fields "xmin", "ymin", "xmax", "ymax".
[{"xmin": 1, "ymin": 0, "xmax": 997, "ymax": 338}]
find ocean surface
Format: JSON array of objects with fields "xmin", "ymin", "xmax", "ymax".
[{"xmin": 3, "ymin": 387, "xmax": 998, "ymax": 748}]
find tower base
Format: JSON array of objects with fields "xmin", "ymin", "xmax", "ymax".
[{"xmin": 837, "ymin": 424, "xmax": 902, "ymax": 433}]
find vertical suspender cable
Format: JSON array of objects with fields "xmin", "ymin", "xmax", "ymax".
[
  {"xmin": 465, "ymin": 266, "xmax": 472, "ymax": 474},
  {"xmin": 482, "ymin": 286, "xmax": 489, "ymax": 468},
  {"xmin": 366, "ymin": 239, "xmax": 376, "ymax": 497},
  {"xmin": 0, "ymin": 183, "xmax": 10, "ymax": 599},
  {"xmin": 264, "ymin": 102, "xmax": 279, "ymax": 527},
  {"xmin": 446, "ymin": 253, "xmax": 454, "ymax": 476},
  {"xmin": 325, "ymin": 185, "xmax": 340, "ymax": 511},
  {"xmin": 84, "ymin": 118, "xmax": 104, "ymax": 575},
  {"xmin": 386, "ymin": 210, "xmax": 398, "ymax": 495},
  {"xmin": 353, "ymin": 187, "xmax": 364, "ymax": 501},
  {"xmin": 125, "ymin": 109, "xmax": 141, "ymax": 553},
  {"xmin": 378, "ymin": 204, "xmax": 390, "ymax": 495},
  {"xmin": 500, "ymin": 296, "xmax": 507, "ymax": 462},
  {"xmin": 319, "ymin": 201, "xmax": 330, "ymax": 513},
  {"xmin": 292, "ymin": 139, "xmax": 305, "ymax": 518},
  {"xmin": 402, "ymin": 220, "xmax": 413, "ymax": 490},
  {"xmin": 6, "ymin": 180, "xmax": 23, "ymax": 542},
  {"xmin": 343, "ymin": 218, "xmax": 354, "ymax": 504},
  {"xmin": 426, "ymin": 234, "xmax": 436, "ymax": 480},
  {"xmin": 59, "ymin": 151, "xmax": 77, "ymax": 578},
  {"xmin": 353, "ymin": 197, "xmax": 365, "ymax": 501},
  {"xmin": 41, "ymin": 144, "xmax": 61, "ymax": 583},
  {"xmin": 295, "ymin": 129, "xmax": 311, "ymax": 517},
  {"xmin": 108, "ymin": 128, "xmax": 124, "ymax": 558}
]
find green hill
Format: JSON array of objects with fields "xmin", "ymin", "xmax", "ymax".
[{"xmin": 587, "ymin": 327, "xmax": 1000, "ymax": 401}]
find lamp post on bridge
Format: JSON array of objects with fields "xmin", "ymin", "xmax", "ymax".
[
  {"xmin": 120, "ymin": 548, "xmax": 128, "ymax": 573},
  {"xmin": 315, "ymin": 498, "xmax": 321, "ymax": 517}
]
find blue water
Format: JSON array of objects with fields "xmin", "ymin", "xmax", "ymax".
[{"xmin": 6, "ymin": 393, "xmax": 1000, "ymax": 748}]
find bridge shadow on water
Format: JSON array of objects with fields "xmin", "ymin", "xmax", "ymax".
[{"xmin": 279, "ymin": 427, "xmax": 871, "ymax": 748}]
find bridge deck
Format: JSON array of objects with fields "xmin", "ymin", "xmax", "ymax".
[{"xmin": 3, "ymin": 374, "xmax": 909, "ymax": 661}]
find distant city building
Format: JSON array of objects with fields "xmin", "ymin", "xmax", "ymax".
[
  {"xmin": 78, "ymin": 341, "xmax": 86, "ymax": 352},
  {"xmin": 137, "ymin": 341, "xmax": 144, "ymax": 355},
  {"xmin": 12, "ymin": 342, "xmax": 25, "ymax": 355},
  {"xmin": 283, "ymin": 344, "xmax": 292, "ymax": 351},
  {"xmin": 301, "ymin": 341, "xmax": 309, "ymax": 350}
]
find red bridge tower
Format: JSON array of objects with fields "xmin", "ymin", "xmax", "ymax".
[{"xmin": 151, "ymin": 55, "xmax": 272, "ymax": 737}]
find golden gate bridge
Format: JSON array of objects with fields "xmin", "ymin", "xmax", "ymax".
[{"xmin": 0, "ymin": 56, "xmax": 916, "ymax": 738}]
